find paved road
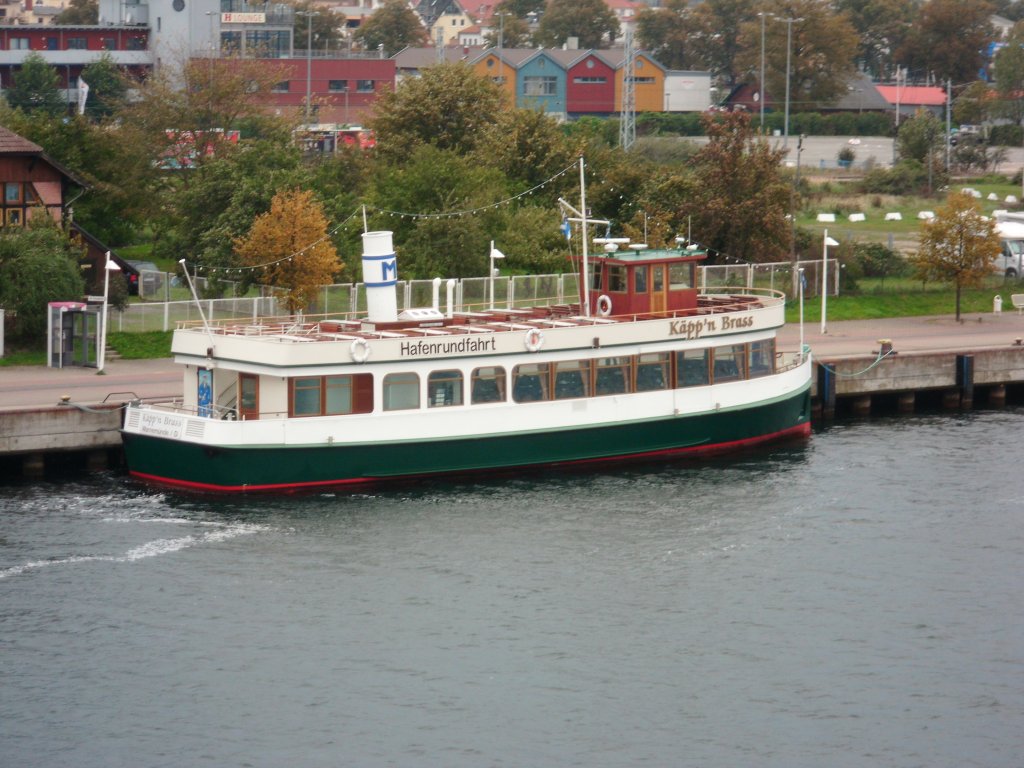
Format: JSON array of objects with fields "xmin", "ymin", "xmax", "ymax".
[
  {"xmin": 687, "ymin": 135, "xmax": 1024, "ymax": 175},
  {"xmin": 4, "ymin": 311, "xmax": 1024, "ymax": 410}
]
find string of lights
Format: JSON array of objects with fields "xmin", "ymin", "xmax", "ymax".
[{"xmin": 189, "ymin": 161, "xmax": 582, "ymax": 276}]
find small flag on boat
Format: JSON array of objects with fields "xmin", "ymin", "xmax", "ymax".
[{"xmin": 560, "ymin": 215, "xmax": 571, "ymax": 240}]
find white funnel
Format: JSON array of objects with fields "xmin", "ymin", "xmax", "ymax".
[{"xmin": 361, "ymin": 231, "xmax": 398, "ymax": 323}]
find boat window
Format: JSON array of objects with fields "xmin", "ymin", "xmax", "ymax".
[
  {"xmin": 595, "ymin": 356, "xmax": 630, "ymax": 396},
  {"xmin": 554, "ymin": 360, "xmax": 591, "ymax": 400},
  {"xmin": 669, "ymin": 263, "xmax": 692, "ymax": 290},
  {"xmin": 239, "ymin": 373, "xmax": 259, "ymax": 420},
  {"xmin": 383, "ymin": 372, "xmax": 420, "ymax": 411},
  {"xmin": 512, "ymin": 363, "xmax": 550, "ymax": 403},
  {"xmin": 712, "ymin": 344, "xmax": 746, "ymax": 383},
  {"xmin": 636, "ymin": 353, "xmax": 670, "ymax": 391},
  {"xmin": 634, "ymin": 266, "xmax": 648, "ymax": 294},
  {"xmin": 748, "ymin": 339, "xmax": 775, "ymax": 378},
  {"xmin": 326, "ymin": 374, "xmax": 374, "ymax": 414},
  {"xmin": 676, "ymin": 349, "xmax": 710, "ymax": 387},
  {"xmin": 292, "ymin": 377, "xmax": 322, "ymax": 416},
  {"xmin": 607, "ymin": 265, "xmax": 627, "ymax": 292},
  {"xmin": 471, "ymin": 366, "xmax": 506, "ymax": 404},
  {"xmin": 428, "ymin": 369, "xmax": 463, "ymax": 407},
  {"xmin": 591, "ymin": 262, "xmax": 603, "ymax": 291}
]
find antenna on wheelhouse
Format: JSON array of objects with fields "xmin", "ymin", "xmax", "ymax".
[{"xmin": 558, "ymin": 157, "xmax": 609, "ymax": 318}]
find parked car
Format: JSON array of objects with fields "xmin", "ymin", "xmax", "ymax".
[
  {"xmin": 124, "ymin": 259, "xmax": 164, "ymax": 297},
  {"xmin": 950, "ymin": 125, "xmax": 983, "ymax": 147}
]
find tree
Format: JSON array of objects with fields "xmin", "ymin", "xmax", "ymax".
[
  {"xmin": 912, "ymin": 192, "xmax": 1000, "ymax": 321},
  {"xmin": 953, "ymin": 80, "xmax": 994, "ymax": 127},
  {"xmin": 897, "ymin": 110, "xmax": 944, "ymax": 163},
  {"xmin": 54, "ymin": 0, "xmax": 97, "ymax": 24},
  {"xmin": 0, "ymin": 221, "xmax": 85, "ymax": 343},
  {"xmin": 534, "ymin": 0, "xmax": 619, "ymax": 49},
  {"xmin": 898, "ymin": 0, "xmax": 994, "ymax": 84},
  {"xmin": 835, "ymin": 0, "xmax": 917, "ymax": 80},
  {"xmin": 234, "ymin": 189, "xmax": 342, "ymax": 314},
  {"xmin": 153, "ymin": 138, "xmax": 311, "ymax": 282},
  {"xmin": 483, "ymin": 8, "xmax": 532, "ymax": 48},
  {"xmin": 353, "ymin": 0, "xmax": 429, "ymax": 56},
  {"xmin": 369, "ymin": 63, "xmax": 506, "ymax": 161},
  {"xmin": 472, "ymin": 107, "xmax": 575, "ymax": 194},
  {"xmin": 686, "ymin": 0, "xmax": 755, "ymax": 89},
  {"xmin": 734, "ymin": 0, "xmax": 859, "ymax": 111},
  {"xmin": 4, "ymin": 53, "xmax": 66, "ymax": 117},
  {"xmin": 993, "ymin": 38, "xmax": 1024, "ymax": 128},
  {"xmin": 683, "ymin": 112, "xmax": 791, "ymax": 264},
  {"xmin": 289, "ymin": 0, "xmax": 348, "ymax": 53},
  {"xmin": 79, "ymin": 53, "xmax": 129, "ymax": 120},
  {"xmin": 635, "ymin": 0, "xmax": 701, "ymax": 71}
]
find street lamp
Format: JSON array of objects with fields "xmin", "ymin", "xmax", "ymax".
[
  {"xmin": 778, "ymin": 16, "xmax": 802, "ymax": 150},
  {"xmin": 297, "ymin": 10, "xmax": 317, "ymax": 125},
  {"xmin": 98, "ymin": 251, "xmax": 121, "ymax": 375},
  {"xmin": 488, "ymin": 241, "xmax": 505, "ymax": 309},
  {"xmin": 758, "ymin": 11, "xmax": 773, "ymax": 130}
]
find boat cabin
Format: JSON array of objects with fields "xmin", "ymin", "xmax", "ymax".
[{"xmin": 588, "ymin": 241, "xmax": 706, "ymax": 317}]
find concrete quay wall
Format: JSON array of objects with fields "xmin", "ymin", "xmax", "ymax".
[{"xmin": 0, "ymin": 404, "xmax": 125, "ymax": 477}]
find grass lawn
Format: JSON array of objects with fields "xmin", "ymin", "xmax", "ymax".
[
  {"xmin": 785, "ymin": 281, "xmax": 1015, "ymax": 323},
  {"xmin": 108, "ymin": 331, "xmax": 173, "ymax": 358}
]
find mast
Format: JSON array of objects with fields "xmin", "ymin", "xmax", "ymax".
[{"xmin": 579, "ymin": 156, "xmax": 590, "ymax": 317}]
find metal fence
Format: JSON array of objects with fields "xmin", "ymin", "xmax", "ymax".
[{"xmin": 115, "ymin": 263, "xmax": 834, "ymax": 333}]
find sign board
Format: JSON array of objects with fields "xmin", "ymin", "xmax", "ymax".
[{"xmin": 221, "ymin": 12, "xmax": 265, "ymax": 23}]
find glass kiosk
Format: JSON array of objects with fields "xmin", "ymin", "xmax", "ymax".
[{"xmin": 47, "ymin": 301, "xmax": 100, "ymax": 368}]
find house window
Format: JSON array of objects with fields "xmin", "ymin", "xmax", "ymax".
[
  {"xmin": 5, "ymin": 183, "xmax": 22, "ymax": 204},
  {"xmin": 127, "ymin": 36, "xmax": 146, "ymax": 50},
  {"xmin": 272, "ymin": 81, "xmax": 289, "ymax": 92},
  {"xmin": 67, "ymin": 37, "xmax": 87, "ymax": 49},
  {"xmin": 101, "ymin": 38, "xmax": 116, "ymax": 50},
  {"xmin": 10, "ymin": 38, "xmax": 30, "ymax": 50},
  {"xmin": 46, "ymin": 38, "xmax": 58, "ymax": 50},
  {"xmin": 356, "ymin": 80, "xmax": 374, "ymax": 92},
  {"xmin": 523, "ymin": 76, "xmax": 556, "ymax": 97},
  {"xmin": 574, "ymin": 77, "xmax": 606, "ymax": 84},
  {"xmin": 329, "ymin": 80, "xmax": 348, "ymax": 92}
]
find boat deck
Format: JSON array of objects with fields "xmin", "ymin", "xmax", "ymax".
[{"xmin": 182, "ymin": 295, "xmax": 776, "ymax": 343}]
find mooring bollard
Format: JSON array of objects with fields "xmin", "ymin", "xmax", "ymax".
[{"xmin": 994, "ymin": 295, "xmax": 1002, "ymax": 314}]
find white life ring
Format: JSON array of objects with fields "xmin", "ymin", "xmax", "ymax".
[
  {"xmin": 524, "ymin": 327, "xmax": 545, "ymax": 352},
  {"xmin": 596, "ymin": 294, "xmax": 613, "ymax": 317},
  {"xmin": 350, "ymin": 337, "xmax": 371, "ymax": 363}
]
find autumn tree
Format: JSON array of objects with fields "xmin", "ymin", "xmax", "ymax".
[
  {"xmin": 911, "ymin": 192, "xmax": 1000, "ymax": 321},
  {"xmin": 483, "ymin": 6, "xmax": 531, "ymax": 48},
  {"xmin": 4, "ymin": 53, "xmax": 65, "ymax": 117},
  {"xmin": 635, "ymin": 0, "xmax": 699, "ymax": 71},
  {"xmin": 898, "ymin": 0, "xmax": 994, "ymax": 84},
  {"xmin": 353, "ymin": 0, "xmax": 429, "ymax": 56},
  {"xmin": 686, "ymin": 0, "xmax": 756, "ymax": 89},
  {"xmin": 234, "ymin": 189, "xmax": 342, "ymax": 314},
  {"xmin": 369, "ymin": 62, "xmax": 507, "ymax": 161},
  {"xmin": 835, "ymin": 0, "xmax": 916, "ymax": 80},
  {"xmin": 534, "ymin": 0, "xmax": 619, "ymax": 49},
  {"xmin": 683, "ymin": 112, "xmax": 791, "ymax": 265},
  {"xmin": 289, "ymin": 0, "xmax": 347, "ymax": 53},
  {"xmin": 734, "ymin": 0, "xmax": 858, "ymax": 111}
]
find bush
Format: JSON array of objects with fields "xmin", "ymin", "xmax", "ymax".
[
  {"xmin": 855, "ymin": 242, "xmax": 908, "ymax": 283},
  {"xmin": 859, "ymin": 160, "xmax": 929, "ymax": 195},
  {"xmin": 989, "ymin": 124, "xmax": 1022, "ymax": 147}
]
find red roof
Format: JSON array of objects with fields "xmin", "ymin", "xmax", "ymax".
[{"xmin": 875, "ymin": 85, "xmax": 946, "ymax": 107}]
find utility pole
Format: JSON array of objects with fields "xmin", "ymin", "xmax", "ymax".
[
  {"xmin": 779, "ymin": 16, "xmax": 801, "ymax": 150},
  {"xmin": 619, "ymin": 29, "xmax": 636, "ymax": 151},
  {"xmin": 297, "ymin": 10, "xmax": 317, "ymax": 125},
  {"xmin": 758, "ymin": 11, "xmax": 773, "ymax": 131}
]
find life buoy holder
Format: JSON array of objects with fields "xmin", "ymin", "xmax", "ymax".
[
  {"xmin": 350, "ymin": 337, "xmax": 371, "ymax": 363},
  {"xmin": 524, "ymin": 327, "xmax": 544, "ymax": 352},
  {"xmin": 596, "ymin": 294, "xmax": 613, "ymax": 317}
]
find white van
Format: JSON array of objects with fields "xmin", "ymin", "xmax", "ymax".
[{"xmin": 993, "ymin": 216, "xmax": 1024, "ymax": 277}]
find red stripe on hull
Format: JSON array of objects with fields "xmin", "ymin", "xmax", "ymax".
[{"xmin": 127, "ymin": 422, "xmax": 811, "ymax": 494}]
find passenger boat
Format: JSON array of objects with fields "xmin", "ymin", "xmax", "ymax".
[{"xmin": 122, "ymin": 195, "xmax": 812, "ymax": 492}]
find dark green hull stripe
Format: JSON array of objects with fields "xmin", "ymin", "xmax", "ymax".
[{"xmin": 123, "ymin": 388, "xmax": 811, "ymax": 492}]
